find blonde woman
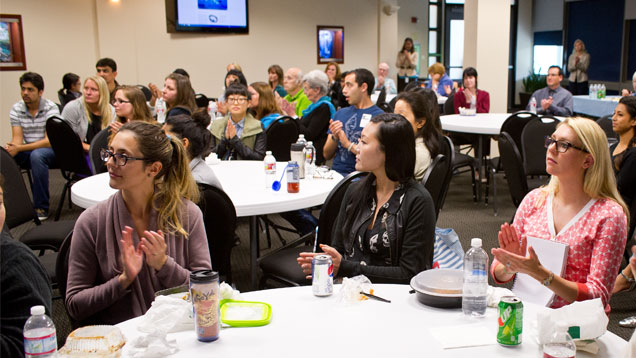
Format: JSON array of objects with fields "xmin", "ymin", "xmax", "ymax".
[
  {"xmin": 568, "ymin": 39, "xmax": 590, "ymax": 95},
  {"xmin": 111, "ymin": 86, "xmax": 154, "ymax": 134},
  {"xmin": 62, "ymin": 75, "xmax": 116, "ymax": 151},
  {"xmin": 491, "ymin": 117, "xmax": 628, "ymax": 313}
]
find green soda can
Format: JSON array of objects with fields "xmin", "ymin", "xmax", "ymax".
[{"xmin": 497, "ymin": 296, "xmax": 523, "ymax": 346}]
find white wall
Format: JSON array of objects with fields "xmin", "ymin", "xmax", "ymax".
[{"xmin": 397, "ymin": 0, "xmax": 428, "ymax": 78}]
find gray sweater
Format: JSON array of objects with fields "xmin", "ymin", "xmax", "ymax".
[{"xmin": 61, "ymin": 97, "xmax": 116, "ymax": 142}]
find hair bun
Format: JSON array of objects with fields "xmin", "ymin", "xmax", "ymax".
[{"xmin": 192, "ymin": 108, "xmax": 211, "ymax": 128}]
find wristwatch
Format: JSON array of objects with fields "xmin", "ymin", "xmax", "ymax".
[{"xmin": 542, "ymin": 271, "xmax": 554, "ymax": 287}]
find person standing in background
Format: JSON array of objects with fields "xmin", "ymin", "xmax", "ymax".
[
  {"xmin": 396, "ymin": 38, "xmax": 418, "ymax": 77},
  {"xmin": 567, "ymin": 39, "xmax": 590, "ymax": 96}
]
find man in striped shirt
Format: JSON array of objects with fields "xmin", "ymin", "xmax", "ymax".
[{"xmin": 4, "ymin": 72, "xmax": 59, "ymax": 221}]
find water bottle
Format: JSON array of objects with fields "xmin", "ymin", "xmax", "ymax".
[
  {"xmin": 264, "ymin": 151, "xmax": 276, "ymax": 189},
  {"xmin": 23, "ymin": 305, "xmax": 57, "ymax": 358},
  {"xmin": 469, "ymin": 95, "xmax": 476, "ymax": 110},
  {"xmin": 588, "ymin": 84, "xmax": 595, "ymax": 99},
  {"xmin": 601, "ymin": 84, "xmax": 606, "ymax": 99},
  {"xmin": 462, "ymin": 238, "xmax": 489, "ymax": 317},
  {"xmin": 304, "ymin": 141, "xmax": 316, "ymax": 179},
  {"xmin": 542, "ymin": 322, "xmax": 576, "ymax": 358},
  {"xmin": 156, "ymin": 98, "xmax": 166, "ymax": 124},
  {"xmin": 295, "ymin": 135, "xmax": 307, "ymax": 179},
  {"xmin": 529, "ymin": 97, "xmax": 537, "ymax": 114},
  {"xmin": 207, "ymin": 100, "xmax": 217, "ymax": 123}
]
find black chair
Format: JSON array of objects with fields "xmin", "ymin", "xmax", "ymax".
[
  {"xmin": 259, "ymin": 171, "xmax": 368, "ymax": 288},
  {"xmin": 46, "ymin": 116, "xmax": 93, "ymax": 221},
  {"xmin": 1, "ymin": 146, "xmax": 75, "ymax": 298},
  {"xmin": 521, "ymin": 116, "xmax": 559, "ymax": 177},
  {"xmin": 265, "ymin": 116, "xmax": 298, "ymax": 162},
  {"xmin": 421, "ymin": 153, "xmax": 452, "ymax": 220},
  {"xmin": 136, "ymin": 85, "xmax": 152, "ymax": 101},
  {"xmin": 195, "ymin": 93, "xmax": 210, "ymax": 109},
  {"xmin": 443, "ymin": 132, "xmax": 478, "ymax": 202},
  {"xmin": 89, "ymin": 128, "xmax": 111, "ymax": 175},
  {"xmin": 443, "ymin": 91, "xmax": 455, "ymax": 115},
  {"xmin": 196, "ymin": 184, "xmax": 237, "ymax": 283},
  {"xmin": 596, "ymin": 115, "xmax": 617, "ymax": 144},
  {"xmin": 498, "ymin": 131, "xmax": 529, "ymax": 212}
]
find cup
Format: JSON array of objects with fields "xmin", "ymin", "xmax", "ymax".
[{"xmin": 190, "ymin": 270, "xmax": 220, "ymax": 342}]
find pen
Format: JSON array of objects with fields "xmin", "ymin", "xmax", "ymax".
[{"xmin": 360, "ymin": 291, "xmax": 391, "ymax": 303}]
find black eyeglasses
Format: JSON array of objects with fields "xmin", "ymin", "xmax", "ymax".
[
  {"xmin": 544, "ymin": 136, "xmax": 589, "ymax": 153},
  {"xmin": 226, "ymin": 97, "xmax": 247, "ymax": 104},
  {"xmin": 100, "ymin": 148, "xmax": 148, "ymax": 166}
]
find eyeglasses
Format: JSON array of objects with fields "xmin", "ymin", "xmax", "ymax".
[
  {"xmin": 226, "ymin": 97, "xmax": 247, "ymax": 104},
  {"xmin": 113, "ymin": 98, "xmax": 130, "ymax": 104},
  {"xmin": 100, "ymin": 148, "xmax": 148, "ymax": 166},
  {"xmin": 544, "ymin": 136, "xmax": 589, "ymax": 153}
]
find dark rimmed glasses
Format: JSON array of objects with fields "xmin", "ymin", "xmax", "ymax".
[
  {"xmin": 544, "ymin": 136, "xmax": 589, "ymax": 153},
  {"xmin": 100, "ymin": 148, "xmax": 148, "ymax": 166}
]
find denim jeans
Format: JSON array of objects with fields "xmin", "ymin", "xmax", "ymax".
[
  {"xmin": 14, "ymin": 148, "xmax": 57, "ymax": 211},
  {"xmin": 279, "ymin": 209, "xmax": 318, "ymax": 236}
]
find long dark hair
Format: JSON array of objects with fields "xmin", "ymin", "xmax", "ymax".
[
  {"xmin": 165, "ymin": 108, "xmax": 213, "ymax": 159},
  {"xmin": 615, "ymin": 96, "xmax": 636, "ymax": 169},
  {"xmin": 400, "ymin": 37, "xmax": 414, "ymax": 53},
  {"xmin": 396, "ymin": 90, "xmax": 441, "ymax": 160},
  {"xmin": 342, "ymin": 113, "xmax": 415, "ymax": 238}
]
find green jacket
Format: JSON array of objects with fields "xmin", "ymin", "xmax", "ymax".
[
  {"xmin": 284, "ymin": 88, "xmax": 312, "ymax": 117},
  {"xmin": 210, "ymin": 113, "xmax": 266, "ymax": 160}
]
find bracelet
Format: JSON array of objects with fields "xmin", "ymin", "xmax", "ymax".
[
  {"xmin": 542, "ymin": 271, "xmax": 554, "ymax": 287},
  {"xmin": 348, "ymin": 142, "xmax": 355, "ymax": 152},
  {"xmin": 621, "ymin": 271, "xmax": 636, "ymax": 283}
]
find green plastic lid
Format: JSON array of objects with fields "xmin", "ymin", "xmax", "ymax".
[{"xmin": 220, "ymin": 300, "xmax": 272, "ymax": 327}]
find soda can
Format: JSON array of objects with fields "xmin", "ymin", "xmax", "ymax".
[
  {"xmin": 312, "ymin": 254, "xmax": 333, "ymax": 296},
  {"xmin": 497, "ymin": 296, "xmax": 523, "ymax": 346}
]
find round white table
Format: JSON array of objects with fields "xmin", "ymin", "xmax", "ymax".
[
  {"xmin": 116, "ymin": 284, "xmax": 627, "ymax": 357},
  {"xmin": 70, "ymin": 161, "xmax": 343, "ymax": 288},
  {"xmin": 440, "ymin": 113, "xmax": 512, "ymax": 135}
]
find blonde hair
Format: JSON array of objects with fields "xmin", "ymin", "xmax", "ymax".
[
  {"xmin": 428, "ymin": 62, "xmax": 446, "ymax": 76},
  {"xmin": 82, "ymin": 76, "xmax": 113, "ymax": 129},
  {"xmin": 573, "ymin": 39, "xmax": 587, "ymax": 53},
  {"xmin": 542, "ymin": 117, "xmax": 628, "ymax": 217}
]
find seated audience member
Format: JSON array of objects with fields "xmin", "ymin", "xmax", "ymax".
[
  {"xmin": 62, "ymin": 76, "xmax": 117, "ymax": 152},
  {"xmin": 217, "ymin": 69, "xmax": 248, "ymax": 116},
  {"xmin": 336, "ymin": 70, "xmax": 350, "ymax": 110},
  {"xmin": 173, "ymin": 68, "xmax": 189, "ymax": 78},
  {"xmin": 374, "ymin": 62, "xmax": 397, "ymax": 95},
  {"xmin": 0, "ymin": 176, "xmax": 53, "ymax": 356},
  {"xmin": 282, "ymin": 67, "xmax": 312, "ymax": 117},
  {"xmin": 325, "ymin": 62, "xmax": 342, "ymax": 108},
  {"xmin": 226, "ymin": 62, "xmax": 242, "ymax": 72},
  {"xmin": 610, "ymin": 96, "xmax": 636, "ymax": 254},
  {"xmin": 454, "ymin": 67, "xmax": 490, "ymax": 113},
  {"xmin": 96, "ymin": 57, "xmax": 119, "ymax": 103},
  {"xmin": 111, "ymin": 85, "xmax": 155, "ymax": 134},
  {"xmin": 58, "ymin": 72, "xmax": 81, "ymax": 109},
  {"xmin": 162, "ymin": 73, "xmax": 196, "ymax": 117},
  {"xmin": 491, "ymin": 117, "xmax": 628, "ymax": 313},
  {"xmin": 298, "ymin": 114, "xmax": 436, "ymax": 283},
  {"xmin": 210, "ymin": 84, "xmax": 266, "ymax": 160},
  {"xmin": 66, "ymin": 121, "xmax": 211, "ymax": 325},
  {"xmin": 395, "ymin": 90, "xmax": 442, "ymax": 180},
  {"xmin": 164, "ymin": 109, "xmax": 222, "ymax": 190},
  {"xmin": 614, "ymin": 246, "xmax": 636, "ymax": 294},
  {"xmin": 526, "ymin": 65, "xmax": 573, "ymax": 116},
  {"xmin": 622, "ymin": 71, "xmax": 636, "ymax": 97},
  {"xmin": 426, "ymin": 62, "xmax": 454, "ymax": 97},
  {"xmin": 248, "ymin": 82, "xmax": 282, "ymax": 130},
  {"xmin": 323, "ymin": 68, "xmax": 385, "ymax": 176},
  {"xmin": 268, "ymin": 64, "xmax": 287, "ymax": 98},
  {"xmin": 5, "ymin": 72, "xmax": 60, "ymax": 221}
]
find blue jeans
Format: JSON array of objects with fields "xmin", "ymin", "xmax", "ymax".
[
  {"xmin": 279, "ymin": 209, "xmax": 318, "ymax": 236},
  {"xmin": 14, "ymin": 148, "xmax": 57, "ymax": 211}
]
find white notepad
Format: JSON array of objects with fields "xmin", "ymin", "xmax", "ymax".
[{"xmin": 512, "ymin": 236, "xmax": 568, "ymax": 306}]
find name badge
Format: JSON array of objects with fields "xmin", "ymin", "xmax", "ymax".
[{"xmin": 359, "ymin": 113, "xmax": 372, "ymax": 128}]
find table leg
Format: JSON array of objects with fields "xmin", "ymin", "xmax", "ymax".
[
  {"xmin": 476, "ymin": 135, "xmax": 484, "ymax": 201},
  {"xmin": 250, "ymin": 216, "xmax": 259, "ymax": 290}
]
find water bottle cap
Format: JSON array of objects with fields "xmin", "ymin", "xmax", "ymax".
[
  {"xmin": 470, "ymin": 238, "xmax": 482, "ymax": 247},
  {"xmin": 266, "ymin": 151, "xmax": 272, "ymax": 155},
  {"xmin": 306, "ymin": 141, "xmax": 313, "ymax": 145},
  {"xmin": 30, "ymin": 305, "xmax": 45, "ymax": 315}
]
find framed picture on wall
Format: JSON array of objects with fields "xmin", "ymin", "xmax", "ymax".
[
  {"xmin": 0, "ymin": 14, "xmax": 26, "ymax": 71},
  {"xmin": 317, "ymin": 25, "xmax": 344, "ymax": 64}
]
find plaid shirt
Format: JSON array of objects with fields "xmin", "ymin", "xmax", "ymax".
[{"xmin": 9, "ymin": 98, "xmax": 60, "ymax": 143}]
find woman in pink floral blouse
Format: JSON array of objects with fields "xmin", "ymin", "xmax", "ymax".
[{"xmin": 490, "ymin": 117, "xmax": 628, "ymax": 313}]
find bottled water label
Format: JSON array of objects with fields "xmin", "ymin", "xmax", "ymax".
[{"xmin": 24, "ymin": 328, "xmax": 57, "ymax": 357}]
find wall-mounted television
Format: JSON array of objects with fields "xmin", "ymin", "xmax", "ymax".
[{"xmin": 166, "ymin": 0, "xmax": 248, "ymax": 34}]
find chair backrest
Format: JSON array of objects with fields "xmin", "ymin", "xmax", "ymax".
[
  {"xmin": 443, "ymin": 91, "xmax": 455, "ymax": 115},
  {"xmin": 316, "ymin": 171, "xmax": 368, "ymax": 247},
  {"xmin": 596, "ymin": 115, "xmax": 617, "ymax": 142},
  {"xmin": 376, "ymin": 86, "xmax": 387, "ymax": 106},
  {"xmin": 500, "ymin": 111, "xmax": 538, "ymax": 161},
  {"xmin": 0, "ymin": 147, "xmax": 38, "ymax": 228},
  {"xmin": 55, "ymin": 230, "xmax": 74, "ymax": 304},
  {"xmin": 521, "ymin": 116, "xmax": 559, "ymax": 176},
  {"xmin": 439, "ymin": 134, "xmax": 455, "ymax": 164},
  {"xmin": 196, "ymin": 184, "xmax": 237, "ymax": 281},
  {"xmin": 195, "ymin": 93, "xmax": 210, "ymax": 108},
  {"xmin": 136, "ymin": 85, "xmax": 152, "ymax": 101},
  {"xmin": 89, "ymin": 128, "xmax": 111, "ymax": 175},
  {"xmin": 499, "ymin": 131, "xmax": 529, "ymax": 207},
  {"xmin": 421, "ymin": 153, "xmax": 452, "ymax": 219},
  {"xmin": 46, "ymin": 116, "xmax": 92, "ymax": 177},
  {"xmin": 265, "ymin": 116, "xmax": 299, "ymax": 161}
]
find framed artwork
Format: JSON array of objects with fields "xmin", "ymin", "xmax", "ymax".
[
  {"xmin": 317, "ymin": 25, "xmax": 344, "ymax": 64},
  {"xmin": 0, "ymin": 14, "xmax": 26, "ymax": 71}
]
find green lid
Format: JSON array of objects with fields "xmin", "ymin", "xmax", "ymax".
[{"xmin": 219, "ymin": 300, "xmax": 272, "ymax": 327}]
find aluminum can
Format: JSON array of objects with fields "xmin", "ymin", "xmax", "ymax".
[
  {"xmin": 497, "ymin": 296, "xmax": 523, "ymax": 346},
  {"xmin": 286, "ymin": 161, "xmax": 300, "ymax": 193},
  {"xmin": 312, "ymin": 254, "xmax": 333, "ymax": 296},
  {"xmin": 190, "ymin": 270, "xmax": 220, "ymax": 342}
]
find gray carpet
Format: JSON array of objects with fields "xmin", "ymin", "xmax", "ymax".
[{"xmin": 8, "ymin": 168, "xmax": 635, "ymax": 346}]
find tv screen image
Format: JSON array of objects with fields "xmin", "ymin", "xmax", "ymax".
[{"xmin": 170, "ymin": 0, "xmax": 248, "ymax": 33}]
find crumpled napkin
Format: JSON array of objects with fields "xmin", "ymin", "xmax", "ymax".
[
  {"xmin": 534, "ymin": 298, "xmax": 608, "ymax": 345},
  {"xmin": 138, "ymin": 295, "xmax": 193, "ymax": 334},
  {"xmin": 336, "ymin": 275, "xmax": 372, "ymax": 304},
  {"xmin": 220, "ymin": 282, "xmax": 242, "ymax": 300},
  {"xmin": 486, "ymin": 286, "xmax": 514, "ymax": 307},
  {"xmin": 128, "ymin": 331, "xmax": 179, "ymax": 358}
]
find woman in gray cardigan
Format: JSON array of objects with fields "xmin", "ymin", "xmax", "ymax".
[{"xmin": 567, "ymin": 39, "xmax": 590, "ymax": 96}]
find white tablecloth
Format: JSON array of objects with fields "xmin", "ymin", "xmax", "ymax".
[
  {"xmin": 573, "ymin": 95, "xmax": 620, "ymax": 118},
  {"xmin": 116, "ymin": 284, "xmax": 626, "ymax": 357}
]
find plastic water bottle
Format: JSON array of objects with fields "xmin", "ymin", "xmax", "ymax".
[
  {"xmin": 156, "ymin": 98, "xmax": 166, "ymax": 124},
  {"xmin": 207, "ymin": 100, "xmax": 217, "ymax": 123},
  {"xmin": 304, "ymin": 141, "xmax": 316, "ymax": 179},
  {"xmin": 23, "ymin": 305, "xmax": 57, "ymax": 358},
  {"xmin": 264, "ymin": 151, "xmax": 276, "ymax": 189},
  {"xmin": 588, "ymin": 84, "xmax": 595, "ymax": 98},
  {"xmin": 601, "ymin": 84, "xmax": 606, "ymax": 99},
  {"xmin": 529, "ymin": 97, "xmax": 537, "ymax": 114},
  {"xmin": 469, "ymin": 95, "xmax": 476, "ymax": 110},
  {"xmin": 295, "ymin": 135, "xmax": 307, "ymax": 179},
  {"xmin": 462, "ymin": 238, "xmax": 489, "ymax": 317},
  {"xmin": 542, "ymin": 323, "xmax": 576, "ymax": 358}
]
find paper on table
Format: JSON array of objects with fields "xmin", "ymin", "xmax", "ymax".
[
  {"xmin": 512, "ymin": 236, "xmax": 568, "ymax": 307},
  {"xmin": 429, "ymin": 323, "xmax": 497, "ymax": 349}
]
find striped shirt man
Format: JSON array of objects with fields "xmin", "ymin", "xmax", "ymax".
[{"xmin": 9, "ymin": 98, "xmax": 59, "ymax": 144}]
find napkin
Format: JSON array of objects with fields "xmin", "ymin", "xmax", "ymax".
[
  {"xmin": 128, "ymin": 331, "xmax": 179, "ymax": 358},
  {"xmin": 429, "ymin": 323, "xmax": 497, "ymax": 349},
  {"xmin": 137, "ymin": 295, "xmax": 193, "ymax": 334},
  {"xmin": 486, "ymin": 286, "xmax": 514, "ymax": 307},
  {"xmin": 535, "ymin": 298, "xmax": 608, "ymax": 344}
]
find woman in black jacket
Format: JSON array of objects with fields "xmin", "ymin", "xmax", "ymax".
[{"xmin": 298, "ymin": 113, "xmax": 436, "ymax": 283}]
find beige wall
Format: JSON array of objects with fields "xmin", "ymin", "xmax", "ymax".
[
  {"xmin": 397, "ymin": 0, "xmax": 428, "ymax": 79},
  {"xmin": 1, "ymin": 0, "xmax": 384, "ymax": 144}
]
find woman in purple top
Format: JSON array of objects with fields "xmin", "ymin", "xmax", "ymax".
[{"xmin": 66, "ymin": 121, "xmax": 211, "ymax": 325}]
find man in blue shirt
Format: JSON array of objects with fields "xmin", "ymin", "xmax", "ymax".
[
  {"xmin": 526, "ymin": 65, "xmax": 573, "ymax": 116},
  {"xmin": 324, "ymin": 68, "xmax": 384, "ymax": 176}
]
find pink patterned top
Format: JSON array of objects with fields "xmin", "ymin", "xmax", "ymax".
[{"xmin": 491, "ymin": 189, "xmax": 627, "ymax": 312}]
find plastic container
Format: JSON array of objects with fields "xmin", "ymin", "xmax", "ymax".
[
  {"xmin": 286, "ymin": 161, "xmax": 300, "ymax": 193},
  {"xmin": 220, "ymin": 300, "xmax": 272, "ymax": 327},
  {"xmin": 304, "ymin": 141, "xmax": 316, "ymax": 179},
  {"xmin": 542, "ymin": 323, "xmax": 576, "ymax": 358},
  {"xmin": 462, "ymin": 238, "xmax": 489, "ymax": 317},
  {"xmin": 264, "ymin": 151, "xmax": 277, "ymax": 189},
  {"xmin": 290, "ymin": 143, "xmax": 305, "ymax": 179},
  {"xmin": 24, "ymin": 305, "xmax": 57, "ymax": 358}
]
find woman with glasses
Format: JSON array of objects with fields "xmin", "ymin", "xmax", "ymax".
[
  {"xmin": 162, "ymin": 73, "xmax": 196, "ymax": 118},
  {"xmin": 66, "ymin": 121, "xmax": 211, "ymax": 325},
  {"xmin": 210, "ymin": 84, "xmax": 266, "ymax": 160},
  {"xmin": 490, "ymin": 117, "xmax": 628, "ymax": 313},
  {"xmin": 110, "ymin": 86, "xmax": 154, "ymax": 134},
  {"xmin": 62, "ymin": 75, "xmax": 117, "ymax": 152}
]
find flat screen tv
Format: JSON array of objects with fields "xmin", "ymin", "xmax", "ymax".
[{"xmin": 166, "ymin": 0, "xmax": 248, "ymax": 34}]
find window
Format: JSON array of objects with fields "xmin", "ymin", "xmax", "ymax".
[{"xmin": 533, "ymin": 45, "xmax": 563, "ymax": 75}]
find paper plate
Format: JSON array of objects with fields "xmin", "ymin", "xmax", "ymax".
[{"xmin": 220, "ymin": 300, "xmax": 272, "ymax": 327}]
